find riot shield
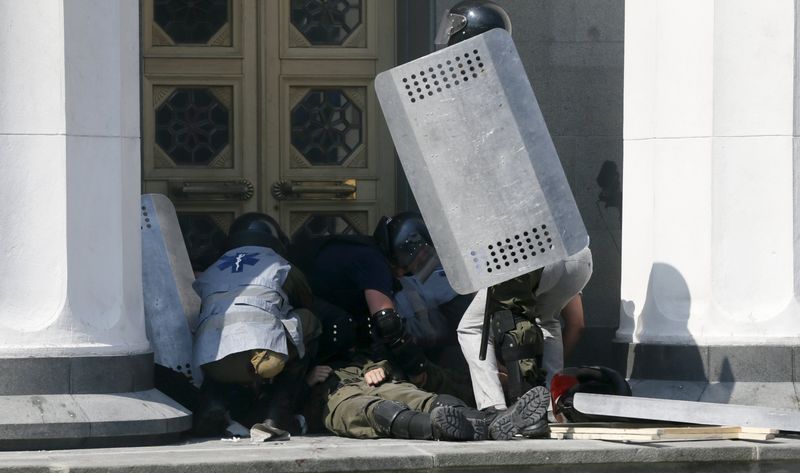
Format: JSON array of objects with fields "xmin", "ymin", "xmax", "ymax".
[
  {"xmin": 375, "ymin": 29, "xmax": 587, "ymax": 294},
  {"xmin": 141, "ymin": 194, "xmax": 203, "ymax": 387}
]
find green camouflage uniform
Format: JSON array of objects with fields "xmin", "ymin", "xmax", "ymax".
[
  {"xmin": 302, "ymin": 357, "xmax": 438, "ymax": 439},
  {"xmin": 485, "ymin": 269, "xmax": 546, "ymax": 389}
]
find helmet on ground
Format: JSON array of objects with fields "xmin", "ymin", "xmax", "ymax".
[
  {"xmin": 434, "ymin": 0, "xmax": 512, "ymax": 49},
  {"xmin": 550, "ymin": 366, "xmax": 632, "ymax": 423},
  {"xmin": 227, "ymin": 213, "xmax": 289, "ymax": 256}
]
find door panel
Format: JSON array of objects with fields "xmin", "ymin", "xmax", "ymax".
[
  {"xmin": 264, "ymin": 0, "xmax": 395, "ymax": 242},
  {"xmin": 142, "ymin": 0, "xmax": 395, "ymax": 269},
  {"xmin": 282, "ymin": 81, "xmax": 374, "ymax": 177},
  {"xmin": 281, "ymin": 0, "xmax": 377, "ymax": 56}
]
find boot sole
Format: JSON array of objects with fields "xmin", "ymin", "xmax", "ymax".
[
  {"xmin": 519, "ymin": 417, "xmax": 550, "ymax": 438},
  {"xmin": 489, "ymin": 386, "xmax": 549, "ymax": 440},
  {"xmin": 431, "ymin": 406, "xmax": 473, "ymax": 441}
]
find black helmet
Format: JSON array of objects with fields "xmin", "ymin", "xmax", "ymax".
[
  {"xmin": 435, "ymin": 0, "xmax": 512, "ymax": 49},
  {"xmin": 227, "ymin": 212, "xmax": 289, "ymax": 256},
  {"xmin": 550, "ymin": 366, "xmax": 632, "ymax": 423},
  {"xmin": 373, "ymin": 212, "xmax": 432, "ymax": 268}
]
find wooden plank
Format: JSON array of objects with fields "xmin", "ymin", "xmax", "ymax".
[
  {"xmin": 550, "ymin": 432, "xmax": 658, "ymax": 441},
  {"xmin": 549, "ymin": 424, "xmax": 777, "ymax": 442}
]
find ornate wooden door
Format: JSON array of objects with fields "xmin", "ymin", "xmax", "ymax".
[{"xmin": 141, "ymin": 0, "xmax": 396, "ymax": 269}]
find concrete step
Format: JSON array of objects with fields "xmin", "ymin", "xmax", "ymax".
[{"xmin": 1, "ymin": 434, "xmax": 800, "ymax": 472}]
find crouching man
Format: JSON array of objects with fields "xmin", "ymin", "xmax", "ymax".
[{"xmin": 193, "ymin": 213, "xmax": 320, "ymax": 433}]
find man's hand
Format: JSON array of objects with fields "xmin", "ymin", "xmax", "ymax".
[
  {"xmin": 305, "ymin": 365, "xmax": 332, "ymax": 386},
  {"xmin": 364, "ymin": 367, "xmax": 387, "ymax": 386}
]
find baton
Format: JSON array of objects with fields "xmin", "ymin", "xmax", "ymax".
[{"xmin": 478, "ymin": 289, "xmax": 493, "ymax": 360}]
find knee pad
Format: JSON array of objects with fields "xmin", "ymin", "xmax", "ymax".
[
  {"xmin": 369, "ymin": 399, "xmax": 433, "ymax": 439},
  {"xmin": 491, "ymin": 310, "xmax": 543, "ymax": 362},
  {"xmin": 491, "ymin": 310, "xmax": 545, "ymax": 400},
  {"xmin": 370, "ymin": 400, "xmax": 407, "ymax": 436}
]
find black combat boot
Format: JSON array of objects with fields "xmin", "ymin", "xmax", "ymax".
[
  {"xmin": 430, "ymin": 394, "xmax": 490, "ymax": 440},
  {"xmin": 370, "ymin": 400, "xmax": 473, "ymax": 441},
  {"xmin": 429, "ymin": 406, "xmax": 475, "ymax": 441},
  {"xmin": 487, "ymin": 385, "xmax": 550, "ymax": 440}
]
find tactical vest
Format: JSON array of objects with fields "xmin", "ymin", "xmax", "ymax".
[{"xmin": 192, "ymin": 246, "xmax": 303, "ymax": 367}]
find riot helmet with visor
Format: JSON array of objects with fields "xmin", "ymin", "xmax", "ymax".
[
  {"xmin": 373, "ymin": 212, "xmax": 440, "ymax": 282},
  {"xmin": 435, "ymin": 0, "xmax": 512, "ymax": 49}
]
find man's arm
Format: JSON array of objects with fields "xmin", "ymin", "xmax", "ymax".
[
  {"xmin": 365, "ymin": 289, "xmax": 394, "ymax": 313},
  {"xmin": 364, "ymin": 289, "xmax": 428, "ymax": 386},
  {"xmin": 560, "ymin": 294, "xmax": 585, "ymax": 359}
]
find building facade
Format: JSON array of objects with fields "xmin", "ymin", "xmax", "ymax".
[{"xmin": 8, "ymin": 0, "xmax": 800, "ymax": 449}]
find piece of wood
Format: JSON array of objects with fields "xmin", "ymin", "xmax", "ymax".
[{"xmin": 548, "ymin": 423, "xmax": 777, "ymax": 441}]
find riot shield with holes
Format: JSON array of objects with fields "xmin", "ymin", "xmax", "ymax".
[
  {"xmin": 141, "ymin": 194, "xmax": 203, "ymax": 387},
  {"xmin": 375, "ymin": 29, "xmax": 588, "ymax": 294}
]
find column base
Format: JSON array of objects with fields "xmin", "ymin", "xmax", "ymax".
[
  {"xmin": 0, "ymin": 389, "xmax": 191, "ymax": 450},
  {"xmin": 612, "ymin": 342, "xmax": 800, "ymax": 409},
  {"xmin": 0, "ymin": 354, "xmax": 191, "ymax": 450}
]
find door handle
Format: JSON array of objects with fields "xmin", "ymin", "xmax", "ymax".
[
  {"xmin": 271, "ymin": 180, "xmax": 356, "ymax": 200},
  {"xmin": 169, "ymin": 179, "xmax": 254, "ymax": 201}
]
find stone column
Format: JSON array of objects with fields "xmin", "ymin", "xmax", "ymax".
[
  {"xmin": 0, "ymin": 0, "xmax": 190, "ymax": 449},
  {"xmin": 618, "ymin": 0, "xmax": 800, "ymax": 407}
]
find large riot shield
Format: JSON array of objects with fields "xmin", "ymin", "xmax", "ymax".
[
  {"xmin": 141, "ymin": 194, "xmax": 203, "ymax": 387},
  {"xmin": 375, "ymin": 29, "xmax": 587, "ymax": 294}
]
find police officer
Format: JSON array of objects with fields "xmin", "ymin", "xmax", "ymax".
[
  {"xmin": 192, "ymin": 212, "xmax": 321, "ymax": 433},
  {"xmin": 433, "ymin": 1, "xmax": 594, "ymax": 427},
  {"xmin": 289, "ymin": 212, "xmax": 477, "ymax": 403}
]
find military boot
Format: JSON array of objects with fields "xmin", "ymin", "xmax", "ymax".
[
  {"xmin": 429, "ymin": 406, "xmax": 474, "ymax": 441},
  {"xmin": 370, "ymin": 400, "xmax": 473, "ymax": 441},
  {"xmin": 430, "ymin": 394, "xmax": 490, "ymax": 440},
  {"xmin": 487, "ymin": 385, "xmax": 550, "ymax": 440}
]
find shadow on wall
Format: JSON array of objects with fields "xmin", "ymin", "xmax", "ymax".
[
  {"xmin": 621, "ymin": 263, "xmax": 733, "ymax": 402},
  {"xmin": 596, "ymin": 160, "xmax": 621, "ymax": 217}
]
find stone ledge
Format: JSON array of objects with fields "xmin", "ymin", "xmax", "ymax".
[
  {"xmin": 613, "ymin": 343, "xmax": 799, "ymax": 383},
  {"xmin": 0, "ymin": 389, "xmax": 191, "ymax": 450},
  {"xmin": 1, "ymin": 435, "xmax": 800, "ymax": 473}
]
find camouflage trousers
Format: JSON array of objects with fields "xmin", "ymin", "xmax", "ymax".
[{"xmin": 324, "ymin": 367, "xmax": 436, "ymax": 439}]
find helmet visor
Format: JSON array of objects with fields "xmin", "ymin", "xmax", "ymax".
[
  {"xmin": 394, "ymin": 232, "xmax": 440, "ymax": 283},
  {"xmin": 434, "ymin": 12, "xmax": 467, "ymax": 49},
  {"xmin": 394, "ymin": 232, "xmax": 430, "ymax": 268},
  {"xmin": 406, "ymin": 244, "xmax": 440, "ymax": 283}
]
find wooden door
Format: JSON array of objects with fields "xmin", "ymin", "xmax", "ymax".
[{"xmin": 141, "ymin": 0, "xmax": 396, "ymax": 269}]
